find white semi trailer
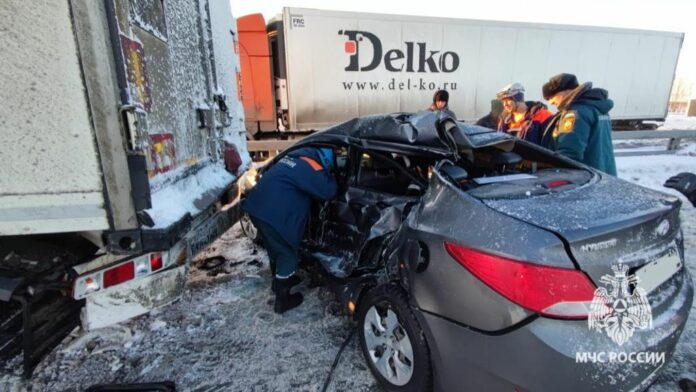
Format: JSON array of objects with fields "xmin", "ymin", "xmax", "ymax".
[
  {"xmin": 0, "ymin": 0, "xmax": 249, "ymax": 375},
  {"xmin": 240, "ymin": 7, "xmax": 683, "ymax": 135}
]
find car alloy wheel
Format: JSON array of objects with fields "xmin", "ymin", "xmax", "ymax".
[
  {"xmin": 358, "ymin": 284, "xmax": 432, "ymax": 392},
  {"xmin": 363, "ymin": 305, "xmax": 414, "ymax": 385}
]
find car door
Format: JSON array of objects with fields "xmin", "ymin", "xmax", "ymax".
[{"xmin": 307, "ymin": 147, "xmax": 424, "ymax": 277}]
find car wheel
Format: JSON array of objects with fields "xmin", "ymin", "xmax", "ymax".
[
  {"xmin": 239, "ymin": 212, "xmax": 262, "ymax": 245},
  {"xmin": 358, "ymin": 284, "xmax": 432, "ymax": 392}
]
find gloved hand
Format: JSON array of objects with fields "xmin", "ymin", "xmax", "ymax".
[{"xmin": 664, "ymin": 172, "xmax": 696, "ymax": 207}]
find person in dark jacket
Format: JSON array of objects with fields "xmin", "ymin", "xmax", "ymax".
[
  {"xmin": 495, "ymin": 82, "xmax": 553, "ymax": 145},
  {"xmin": 242, "ymin": 147, "xmax": 337, "ymax": 313},
  {"xmin": 541, "ymin": 73, "xmax": 617, "ymax": 176},
  {"xmin": 428, "ymin": 89, "xmax": 457, "ymax": 119},
  {"xmin": 475, "ymin": 99, "xmax": 504, "ymax": 129},
  {"xmin": 665, "ymin": 172, "xmax": 696, "ymax": 206}
]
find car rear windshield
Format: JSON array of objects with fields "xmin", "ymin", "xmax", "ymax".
[{"xmin": 465, "ymin": 168, "xmax": 594, "ymax": 199}]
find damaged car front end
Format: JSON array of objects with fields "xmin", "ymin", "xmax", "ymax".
[{"xmin": 249, "ymin": 111, "xmax": 693, "ymax": 392}]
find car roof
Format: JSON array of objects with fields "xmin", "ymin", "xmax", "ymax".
[{"xmin": 296, "ymin": 111, "xmax": 514, "ymax": 156}]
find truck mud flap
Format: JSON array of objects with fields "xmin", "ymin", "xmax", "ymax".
[
  {"xmin": 0, "ymin": 291, "xmax": 83, "ymax": 377},
  {"xmin": 82, "ymin": 265, "xmax": 186, "ymax": 331}
]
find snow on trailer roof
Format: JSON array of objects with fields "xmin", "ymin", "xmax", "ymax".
[{"xmin": 302, "ymin": 111, "xmax": 514, "ymax": 155}]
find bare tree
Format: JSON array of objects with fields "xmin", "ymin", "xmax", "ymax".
[{"xmin": 671, "ymin": 77, "xmax": 695, "ymax": 102}]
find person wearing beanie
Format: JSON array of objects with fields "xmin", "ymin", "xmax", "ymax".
[
  {"xmin": 541, "ymin": 73, "xmax": 617, "ymax": 176},
  {"xmin": 495, "ymin": 82, "xmax": 553, "ymax": 145},
  {"xmin": 242, "ymin": 147, "xmax": 337, "ymax": 313},
  {"xmin": 475, "ymin": 99, "xmax": 504, "ymax": 130},
  {"xmin": 427, "ymin": 89, "xmax": 457, "ymax": 119}
]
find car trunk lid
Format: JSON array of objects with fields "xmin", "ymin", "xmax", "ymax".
[{"xmin": 476, "ymin": 174, "xmax": 683, "ymax": 285}]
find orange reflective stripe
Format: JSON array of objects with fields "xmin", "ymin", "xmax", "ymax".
[
  {"xmin": 532, "ymin": 109, "xmax": 553, "ymax": 123},
  {"xmin": 299, "ymin": 156, "xmax": 323, "ymax": 171}
]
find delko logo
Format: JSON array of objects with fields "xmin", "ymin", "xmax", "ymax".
[{"xmin": 338, "ymin": 30, "xmax": 459, "ymax": 73}]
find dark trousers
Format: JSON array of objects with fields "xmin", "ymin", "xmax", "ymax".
[{"xmin": 250, "ymin": 217, "xmax": 299, "ymax": 278}]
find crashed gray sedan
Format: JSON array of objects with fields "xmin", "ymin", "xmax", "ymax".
[{"xmin": 246, "ymin": 111, "xmax": 693, "ymax": 391}]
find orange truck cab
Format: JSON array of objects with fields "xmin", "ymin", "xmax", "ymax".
[{"xmin": 237, "ymin": 14, "xmax": 276, "ymax": 136}]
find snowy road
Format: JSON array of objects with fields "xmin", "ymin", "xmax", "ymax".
[
  {"xmin": 2, "ymin": 224, "xmax": 379, "ymax": 392},
  {"xmin": 1, "ymin": 141, "xmax": 695, "ymax": 392}
]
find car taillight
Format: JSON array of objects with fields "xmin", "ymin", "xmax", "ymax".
[
  {"xmin": 150, "ymin": 252, "xmax": 163, "ymax": 271},
  {"xmin": 103, "ymin": 261, "xmax": 135, "ymax": 289},
  {"xmin": 547, "ymin": 180, "xmax": 570, "ymax": 188},
  {"xmin": 444, "ymin": 242, "xmax": 596, "ymax": 319}
]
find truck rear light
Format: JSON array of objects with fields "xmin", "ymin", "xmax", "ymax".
[
  {"xmin": 103, "ymin": 261, "xmax": 135, "ymax": 289},
  {"xmin": 135, "ymin": 258, "xmax": 150, "ymax": 276},
  {"xmin": 75, "ymin": 274, "xmax": 102, "ymax": 298},
  {"xmin": 73, "ymin": 251, "xmax": 172, "ymax": 299},
  {"xmin": 150, "ymin": 252, "xmax": 163, "ymax": 271},
  {"xmin": 84, "ymin": 277, "xmax": 98, "ymax": 290},
  {"xmin": 444, "ymin": 242, "xmax": 596, "ymax": 319}
]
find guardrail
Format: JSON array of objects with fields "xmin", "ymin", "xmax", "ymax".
[
  {"xmin": 247, "ymin": 129, "xmax": 696, "ymax": 158},
  {"xmin": 247, "ymin": 140, "xmax": 297, "ymax": 153},
  {"xmin": 247, "ymin": 140, "xmax": 297, "ymax": 159},
  {"xmin": 612, "ymin": 129, "xmax": 696, "ymax": 157}
]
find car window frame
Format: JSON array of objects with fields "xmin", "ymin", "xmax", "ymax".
[{"xmin": 351, "ymin": 147, "xmax": 427, "ymax": 196}]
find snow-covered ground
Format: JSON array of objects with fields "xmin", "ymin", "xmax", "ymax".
[
  {"xmin": 1, "ymin": 122, "xmax": 695, "ymax": 392},
  {"xmin": 615, "ymin": 136, "xmax": 696, "ymax": 392},
  {"xmin": 660, "ymin": 115, "xmax": 696, "ymax": 131}
]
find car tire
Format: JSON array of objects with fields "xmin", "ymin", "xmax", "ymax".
[
  {"xmin": 239, "ymin": 212, "xmax": 262, "ymax": 245},
  {"xmin": 358, "ymin": 284, "xmax": 432, "ymax": 392}
]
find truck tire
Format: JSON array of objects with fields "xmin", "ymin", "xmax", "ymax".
[{"xmin": 358, "ymin": 284, "xmax": 432, "ymax": 392}]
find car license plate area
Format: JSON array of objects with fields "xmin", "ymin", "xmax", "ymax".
[{"xmin": 635, "ymin": 245, "xmax": 682, "ymax": 294}]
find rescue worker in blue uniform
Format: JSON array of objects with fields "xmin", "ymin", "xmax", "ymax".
[
  {"xmin": 242, "ymin": 147, "xmax": 337, "ymax": 313},
  {"xmin": 541, "ymin": 73, "xmax": 617, "ymax": 176}
]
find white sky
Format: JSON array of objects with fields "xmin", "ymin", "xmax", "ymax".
[{"xmin": 229, "ymin": 0, "xmax": 696, "ymax": 81}]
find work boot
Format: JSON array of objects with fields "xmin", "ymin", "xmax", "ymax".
[
  {"xmin": 271, "ymin": 274, "xmax": 302, "ymax": 293},
  {"xmin": 274, "ymin": 277, "xmax": 304, "ymax": 314}
]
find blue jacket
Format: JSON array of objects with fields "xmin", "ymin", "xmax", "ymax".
[
  {"xmin": 542, "ymin": 83, "xmax": 617, "ymax": 176},
  {"xmin": 241, "ymin": 147, "xmax": 337, "ymax": 248}
]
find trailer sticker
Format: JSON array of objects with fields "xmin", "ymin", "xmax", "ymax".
[
  {"xmin": 338, "ymin": 30, "xmax": 460, "ymax": 73},
  {"xmin": 290, "ymin": 15, "xmax": 305, "ymax": 29},
  {"xmin": 120, "ymin": 35, "xmax": 153, "ymax": 112},
  {"xmin": 148, "ymin": 133, "xmax": 177, "ymax": 176}
]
